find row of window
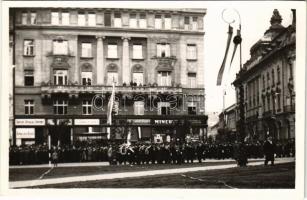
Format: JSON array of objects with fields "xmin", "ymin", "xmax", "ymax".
[
  {"xmin": 21, "ymin": 11, "xmax": 200, "ymax": 31},
  {"xmin": 262, "ymin": 66, "xmax": 281, "ymax": 89},
  {"xmin": 24, "ymin": 69, "xmax": 197, "ymax": 87},
  {"xmin": 23, "ymin": 39, "xmax": 198, "ymax": 60},
  {"xmin": 24, "ymin": 100, "xmax": 197, "ymax": 115}
]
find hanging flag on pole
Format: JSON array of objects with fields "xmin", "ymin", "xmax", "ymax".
[
  {"xmin": 107, "ymin": 81, "xmax": 115, "ymax": 140},
  {"xmin": 229, "ymin": 29, "xmax": 242, "ymax": 67},
  {"xmin": 217, "ymin": 25, "xmax": 233, "ymax": 86}
]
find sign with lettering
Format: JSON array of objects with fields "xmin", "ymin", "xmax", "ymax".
[
  {"xmin": 74, "ymin": 119, "xmax": 100, "ymax": 125},
  {"xmin": 16, "ymin": 128, "xmax": 35, "ymax": 139},
  {"xmin": 15, "ymin": 119, "xmax": 45, "ymax": 126},
  {"xmin": 154, "ymin": 120, "xmax": 174, "ymax": 124},
  {"xmin": 127, "ymin": 119, "xmax": 151, "ymax": 125}
]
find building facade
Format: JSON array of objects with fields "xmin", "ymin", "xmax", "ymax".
[
  {"xmin": 233, "ymin": 9, "xmax": 296, "ymax": 142},
  {"xmin": 10, "ymin": 8, "xmax": 208, "ymax": 146}
]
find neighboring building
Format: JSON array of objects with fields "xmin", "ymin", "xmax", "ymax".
[
  {"xmin": 233, "ymin": 9, "xmax": 296, "ymax": 142},
  {"xmin": 10, "ymin": 8, "xmax": 207, "ymax": 146}
]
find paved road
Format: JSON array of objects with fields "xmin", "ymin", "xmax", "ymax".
[{"xmin": 9, "ymin": 157, "xmax": 294, "ymax": 188}]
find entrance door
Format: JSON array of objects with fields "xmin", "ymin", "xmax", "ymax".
[{"xmin": 49, "ymin": 126, "xmax": 71, "ymax": 146}]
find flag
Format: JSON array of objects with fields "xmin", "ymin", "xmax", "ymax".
[
  {"xmin": 230, "ymin": 29, "xmax": 242, "ymax": 67},
  {"xmin": 217, "ymin": 25, "xmax": 233, "ymax": 86},
  {"xmin": 107, "ymin": 81, "xmax": 115, "ymax": 139}
]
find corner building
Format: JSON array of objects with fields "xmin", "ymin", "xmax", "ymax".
[
  {"xmin": 11, "ymin": 8, "xmax": 208, "ymax": 146},
  {"xmin": 233, "ymin": 9, "xmax": 295, "ymax": 142}
]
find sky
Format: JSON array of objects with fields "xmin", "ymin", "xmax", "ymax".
[{"xmin": 203, "ymin": 4, "xmax": 293, "ymax": 113}]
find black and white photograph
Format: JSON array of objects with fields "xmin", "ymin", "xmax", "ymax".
[{"xmin": 0, "ymin": 1, "xmax": 305, "ymax": 199}]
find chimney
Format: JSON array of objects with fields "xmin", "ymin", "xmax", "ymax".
[{"xmin": 291, "ymin": 9, "xmax": 296, "ymax": 27}]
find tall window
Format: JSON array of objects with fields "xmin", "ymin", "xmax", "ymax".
[
  {"xmin": 277, "ymin": 66, "xmax": 281, "ymax": 83},
  {"xmin": 81, "ymin": 72, "xmax": 92, "ymax": 85},
  {"xmin": 132, "ymin": 72, "xmax": 144, "ymax": 85},
  {"xmin": 133, "ymin": 44, "xmax": 143, "ymax": 59},
  {"xmin": 262, "ymin": 75, "xmax": 265, "ymax": 90},
  {"xmin": 82, "ymin": 100, "xmax": 92, "ymax": 115},
  {"xmin": 24, "ymin": 100, "xmax": 34, "ymax": 115},
  {"xmin": 262, "ymin": 97, "xmax": 266, "ymax": 112},
  {"xmin": 24, "ymin": 70, "xmax": 34, "ymax": 86},
  {"xmin": 139, "ymin": 13, "xmax": 147, "ymax": 28},
  {"xmin": 78, "ymin": 12, "xmax": 86, "ymax": 26},
  {"xmin": 267, "ymin": 96, "xmax": 271, "ymax": 111},
  {"xmin": 53, "ymin": 100, "xmax": 68, "ymax": 115},
  {"xmin": 187, "ymin": 73, "xmax": 197, "ymax": 88},
  {"xmin": 271, "ymin": 69, "xmax": 275, "ymax": 86},
  {"xmin": 88, "ymin": 12, "xmax": 96, "ymax": 26},
  {"xmin": 184, "ymin": 16, "xmax": 190, "ymax": 30},
  {"xmin": 51, "ymin": 12, "xmax": 59, "ymax": 25},
  {"xmin": 24, "ymin": 40, "xmax": 34, "ymax": 56},
  {"xmin": 114, "ymin": 13, "xmax": 122, "ymax": 27},
  {"xmin": 187, "ymin": 44, "xmax": 197, "ymax": 60},
  {"xmin": 81, "ymin": 43, "xmax": 92, "ymax": 58},
  {"xmin": 61, "ymin": 12, "xmax": 70, "ymax": 25},
  {"xmin": 30, "ymin": 12, "xmax": 37, "ymax": 24},
  {"xmin": 129, "ymin": 14, "xmax": 137, "ymax": 28},
  {"xmin": 134, "ymin": 101, "xmax": 144, "ymax": 115},
  {"xmin": 267, "ymin": 72, "xmax": 270, "ymax": 88},
  {"xmin": 157, "ymin": 43, "xmax": 170, "ymax": 57},
  {"xmin": 164, "ymin": 15, "xmax": 172, "ymax": 29},
  {"xmin": 188, "ymin": 102, "xmax": 196, "ymax": 115},
  {"xmin": 192, "ymin": 16, "xmax": 198, "ymax": 30},
  {"xmin": 158, "ymin": 102, "xmax": 170, "ymax": 115},
  {"xmin": 158, "ymin": 71, "xmax": 171, "ymax": 86},
  {"xmin": 155, "ymin": 15, "xmax": 162, "ymax": 29},
  {"xmin": 53, "ymin": 40, "xmax": 68, "ymax": 55},
  {"xmin": 53, "ymin": 70, "xmax": 68, "ymax": 85},
  {"xmin": 22, "ymin": 12, "xmax": 28, "ymax": 24},
  {"xmin": 104, "ymin": 13, "xmax": 111, "ymax": 26},
  {"xmin": 277, "ymin": 93, "xmax": 281, "ymax": 110},
  {"xmin": 107, "ymin": 72, "xmax": 118, "ymax": 85},
  {"xmin": 107, "ymin": 44, "xmax": 118, "ymax": 58}
]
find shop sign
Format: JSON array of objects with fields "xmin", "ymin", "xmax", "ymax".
[
  {"xmin": 16, "ymin": 128, "xmax": 35, "ymax": 139},
  {"xmin": 15, "ymin": 119, "xmax": 45, "ymax": 126},
  {"xmin": 74, "ymin": 119, "xmax": 100, "ymax": 125},
  {"xmin": 154, "ymin": 120, "xmax": 175, "ymax": 124},
  {"xmin": 127, "ymin": 119, "xmax": 151, "ymax": 125},
  {"xmin": 46, "ymin": 119, "xmax": 73, "ymax": 126}
]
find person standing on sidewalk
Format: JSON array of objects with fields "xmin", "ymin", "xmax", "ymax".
[
  {"xmin": 51, "ymin": 149, "xmax": 58, "ymax": 167},
  {"xmin": 263, "ymin": 136, "xmax": 276, "ymax": 166}
]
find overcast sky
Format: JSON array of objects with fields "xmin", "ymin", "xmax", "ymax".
[{"xmin": 203, "ymin": 4, "xmax": 293, "ymax": 113}]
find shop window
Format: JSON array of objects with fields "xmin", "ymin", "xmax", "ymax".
[
  {"xmin": 81, "ymin": 43, "xmax": 92, "ymax": 58},
  {"xmin": 81, "ymin": 71, "xmax": 92, "ymax": 85},
  {"xmin": 53, "ymin": 100, "xmax": 68, "ymax": 115},
  {"xmin": 82, "ymin": 100, "xmax": 92, "ymax": 115},
  {"xmin": 24, "ymin": 39, "xmax": 34, "ymax": 56},
  {"xmin": 187, "ymin": 73, "xmax": 196, "ymax": 88},
  {"xmin": 187, "ymin": 44, "xmax": 197, "ymax": 60},
  {"xmin": 114, "ymin": 13, "xmax": 122, "ymax": 27},
  {"xmin": 78, "ymin": 12, "xmax": 86, "ymax": 26},
  {"xmin": 53, "ymin": 70, "xmax": 68, "ymax": 85},
  {"xmin": 24, "ymin": 70, "xmax": 34, "ymax": 86},
  {"xmin": 30, "ymin": 12, "xmax": 37, "ymax": 24},
  {"xmin": 88, "ymin": 12, "xmax": 96, "ymax": 26},
  {"xmin": 155, "ymin": 15, "xmax": 162, "ymax": 29},
  {"xmin": 158, "ymin": 71, "xmax": 171, "ymax": 86},
  {"xmin": 133, "ymin": 44, "xmax": 143, "ymax": 59},
  {"xmin": 164, "ymin": 15, "xmax": 172, "ymax": 29},
  {"xmin": 51, "ymin": 12, "xmax": 59, "ymax": 25},
  {"xmin": 134, "ymin": 101, "xmax": 144, "ymax": 115},
  {"xmin": 62, "ymin": 12, "xmax": 70, "ymax": 25},
  {"xmin": 53, "ymin": 40, "xmax": 68, "ymax": 55},
  {"xmin": 21, "ymin": 12, "xmax": 28, "ymax": 24},
  {"xmin": 129, "ymin": 14, "xmax": 137, "ymax": 28},
  {"xmin": 24, "ymin": 100, "xmax": 34, "ymax": 115},
  {"xmin": 139, "ymin": 13, "xmax": 147, "ymax": 28},
  {"xmin": 107, "ymin": 44, "xmax": 118, "ymax": 58},
  {"xmin": 104, "ymin": 13, "xmax": 111, "ymax": 26},
  {"xmin": 157, "ymin": 43, "xmax": 170, "ymax": 58}
]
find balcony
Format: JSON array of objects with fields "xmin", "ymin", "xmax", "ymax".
[{"xmin": 41, "ymin": 84, "xmax": 184, "ymax": 98}]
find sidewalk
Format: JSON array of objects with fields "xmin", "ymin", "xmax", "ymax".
[
  {"xmin": 9, "ymin": 157, "xmax": 294, "ymax": 188},
  {"xmin": 9, "ymin": 158, "xmax": 265, "ymax": 169}
]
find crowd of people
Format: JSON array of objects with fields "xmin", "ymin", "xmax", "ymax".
[{"xmin": 9, "ymin": 139, "xmax": 295, "ymax": 166}]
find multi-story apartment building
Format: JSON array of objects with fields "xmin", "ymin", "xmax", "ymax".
[
  {"xmin": 10, "ymin": 8, "xmax": 207, "ymax": 146},
  {"xmin": 233, "ymin": 9, "xmax": 296, "ymax": 142}
]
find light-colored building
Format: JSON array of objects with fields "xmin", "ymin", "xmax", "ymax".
[
  {"xmin": 233, "ymin": 9, "xmax": 296, "ymax": 142},
  {"xmin": 10, "ymin": 8, "xmax": 208, "ymax": 146}
]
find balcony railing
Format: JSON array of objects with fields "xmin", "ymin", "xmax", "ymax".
[{"xmin": 41, "ymin": 84, "xmax": 184, "ymax": 95}]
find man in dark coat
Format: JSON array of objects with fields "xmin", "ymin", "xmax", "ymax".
[{"xmin": 263, "ymin": 136, "xmax": 275, "ymax": 166}]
